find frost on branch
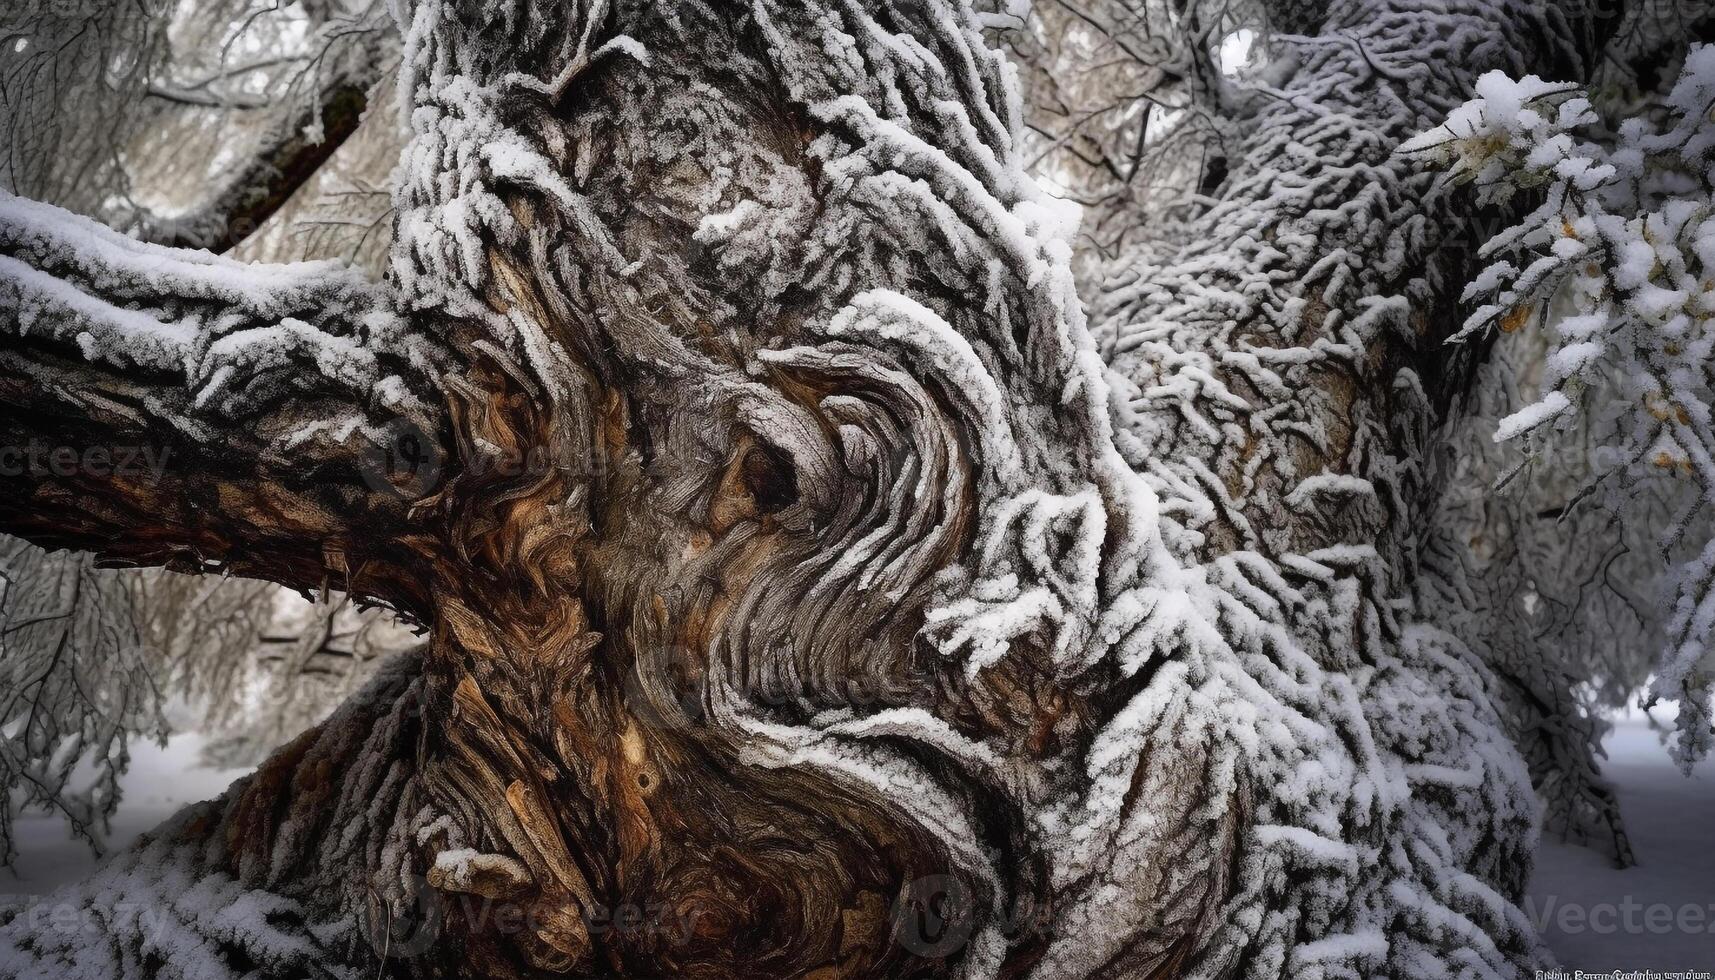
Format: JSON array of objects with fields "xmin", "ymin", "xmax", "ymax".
[
  {"xmin": 0, "ymin": 192, "xmax": 419, "ymax": 419},
  {"xmin": 0, "ymin": 189, "xmax": 451, "ymax": 619},
  {"xmin": 0, "ymin": 0, "xmax": 397, "ymax": 250},
  {"xmin": 1408, "ymin": 50, "xmax": 1715, "ymax": 770}
]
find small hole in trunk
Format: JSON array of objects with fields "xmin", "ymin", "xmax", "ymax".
[{"xmin": 741, "ymin": 443, "xmax": 798, "ymax": 514}]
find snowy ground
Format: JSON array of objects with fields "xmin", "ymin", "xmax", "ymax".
[
  {"xmin": 3, "ymin": 734, "xmax": 246, "ymax": 897},
  {"xmin": 1527, "ymin": 707, "xmax": 1715, "ymax": 972},
  {"xmin": 3, "ymin": 718, "xmax": 1711, "ymax": 970}
]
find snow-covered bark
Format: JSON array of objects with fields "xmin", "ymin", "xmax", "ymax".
[
  {"xmin": 0, "ymin": 192, "xmax": 446, "ymax": 601},
  {"xmin": 0, "ymin": 1, "xmax": 1639, "ymax": 979},
  {"xmin": 1080, "ymin": 0, "xmax": 1617, "ymax": 975}
]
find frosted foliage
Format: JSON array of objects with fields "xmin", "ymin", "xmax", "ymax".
[
  {"xmin": 199, "ymin": 594, "xmax": 417, "ymax": 769},
  {"xmin": 0, "ymin": 543, "xmax": 164, "ymax": 866},
  {"xmin": 1408, "ymin": 51, "xmax": 1715, "ymax": 769},
  {"xmin": 0, "ymin": 0, "xmax": 168, "ymax": 212},
  {"xmin": 0, "ymin": 536, "xmax": 410, "ymax": 861},
  {"xmin": 129, "ymin": 570, "xmax": 413, "ymax": 771},
  {"xmin": 1417, "ymin": 329, "xmax": 1669, "ymax": 863},
  {"xmin": 994, "ymin": 0, "xmax": 1209, "ymax": 268},
  {"xmin": 8, "ymin": 0, "xmax": 399, "ymax": 239}
]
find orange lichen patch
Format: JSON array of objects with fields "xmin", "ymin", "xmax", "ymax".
[
  {"xmin": 1499, "ymin": 304, "xmax": 1533, "ymax": 334},
  {"xmin": 1652, "ymin": 451, "xmax": 1694, "ymax": 475}
]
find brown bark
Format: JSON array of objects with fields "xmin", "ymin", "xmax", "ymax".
[{"xmin": 5, "ymin": 3, "xmax": 1052, "ymax": 974}]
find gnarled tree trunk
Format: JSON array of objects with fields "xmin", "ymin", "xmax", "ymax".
[{"xmin": 0, "ymin": 0, "xmax": 1615, "ymax": 977}]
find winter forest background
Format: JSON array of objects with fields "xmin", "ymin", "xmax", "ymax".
[{"xmin": 1, "ymin": 0, "xmax": 1715, "ymax": 976}]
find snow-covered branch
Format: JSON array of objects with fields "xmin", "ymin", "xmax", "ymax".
[
  {"xmin": 0, "ymin": 193, "xmax": 448, "ymax": 612},
  {"xmin": 130, "ymin": 8, "xmax": 398, "ymax": 251},
  {"xmin": 1408, "ymin": 48, "xmax": 1715, "ymax": 769}
]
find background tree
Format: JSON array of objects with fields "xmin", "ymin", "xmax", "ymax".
[{"xmin": 0, "ymin": 0, "xmax": 1707, "ymax": 978}]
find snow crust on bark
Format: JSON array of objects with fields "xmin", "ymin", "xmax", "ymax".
[
  {"xmin": 1079, "ymin": 1, "xmax": 1606, "ymax": 975},
  {"xmin": 373, "ymin": 1, "xmax": 1592, "ymax": 977},
  {"xmin": 0, "ymin": 191, "xmax": 432, "ymax": 429},
  {"xmin": 0, "ymin": 2, "xmax": 1627, "ymax": 979},
  {"xmin": 380, "ymin": 3, "xmax": 1205, "ymax": 972}
]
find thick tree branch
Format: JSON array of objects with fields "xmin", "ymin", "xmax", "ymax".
[
  {"xmin": 131, "ymin": 16, "xmax": 394, "ymax": 252},
  {"xmin": 0, "ymin": 2, "xmax": 1653, "ymax": 979},
  {"xmin": 0, "ymin": 193, "xmax": 448, "ymax": 614}
]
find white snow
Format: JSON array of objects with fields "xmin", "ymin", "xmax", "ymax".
[
  {"xmin": 1495, "ymin": 390, "xmax": 1572, "ymax": 441},
  {"xmin": 3, "ymin": 735, "xmax": 248, "ymax": 898},
  {"xmin": 1528, "ymin": 706, "xmax": 1715, "ymax": 971}
]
